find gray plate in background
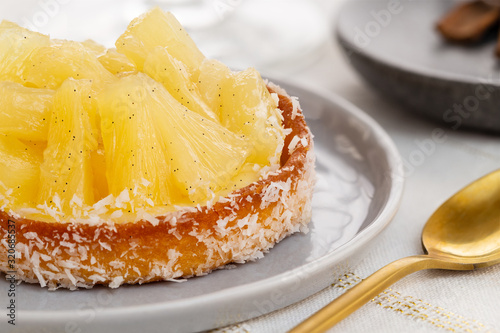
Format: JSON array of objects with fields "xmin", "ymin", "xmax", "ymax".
[{"xmin": 337, "ymin": 0, "xmax": 500, "ymax": 133}]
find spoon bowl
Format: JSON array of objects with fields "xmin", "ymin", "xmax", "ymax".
[
  {"xmin": 291, "ymin": 169, "xmax": 500, "ymax": 333},
  {"xmin": 423, "ymin": 169, "xmax": 500, "ymax": 265}
]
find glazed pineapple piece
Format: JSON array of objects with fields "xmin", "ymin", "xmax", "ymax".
[
  {"xmin": 97, "ymin": 73, "xmax": 178, "ymax": 208},
  {"xmin": 81, "ymin": 39, "xmax": 107, "ymax": 57},
  {"xmin": 81, "ymin": 39, "xmax": 137, "ymax": 75},
  {"xmin": 90, "ymin": 145, "xmax": 108, "ymax": 203},
  {"xmin": 23, "ymin": 40, "xmax": 116, "ymax": 90},
  {"xmin": 0, "ymin": 81, "xmax": 54, "ymax": 142},
  {"xmin": 197, "ymin": 58, "xmax": 232, "ymax": 119},
  {"xmin": 98, "ymin": 49, "xmax": 137, "ymax": 75},
  {"xmin": 37, "ymin": 79, "xmax": 98, "ymax": 216},
  {"xmin": 197, "ymin": 62, "xmax": 286, "ymax": 167},
  {"xmin": 143, "ymin": 46, "xmax": 217, "ymax": 122},
  {"xmin": 116, "ymin": 7, "xmax": 205, "ymax": 74},
  {"xmin": 0, "ymin": 136, "xmax": 43, "ymax": 208},
  {"xmin": 0, "ymin": 21, "xmax": 50, "ymax": 84},
  {"xmin": 219, "ymin": 68, "xmax": 286, "ymax": 166},
  {"xmin": 98, "ymin": 73, "xmax": 251, "ymax": 205}
]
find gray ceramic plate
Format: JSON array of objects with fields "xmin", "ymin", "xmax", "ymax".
[
  {"xmin": 337, "ymin": 0, "xmax": 500, "ymax": 133},
  {"xmin": 1, "ymin": 80, "xmax": 403, "ymax": 333}
]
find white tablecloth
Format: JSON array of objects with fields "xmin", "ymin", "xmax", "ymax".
[{"xmin": 215, "ymin": 1, "xmax": 500, "ymax": 332}]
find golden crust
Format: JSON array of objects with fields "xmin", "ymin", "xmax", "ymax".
[{"xmin": 0, "ymin": 84, "xmax": 315, "ymax": 289}]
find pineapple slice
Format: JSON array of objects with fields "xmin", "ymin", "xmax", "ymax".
[
  {"xmin": 23, "ymin": 40, "xmax": 116, "ymax": 90},
  {"xmin": 0, "ymin": 20, "xmax": 23, "ymax": 29},
  {"xmin": 81, "ymin": 39, "xmax": 136, "ymax": 75},
  {"xmin": 0, "ymin": 20, "xmax": 50, "ymax": 84},
  {"xmin": 98, "ymin": 48, "xmax": 136, "ymax": 75},
  {"xmin": 220, "ymin": 163, "xmax": 263, "ymax": 197},
  {"xmin": 98, "ymin": 73, "xmax": 250, "ymax": 205},
  {"xmin": 0, "ymin": 135, "xmax": 43, "ymax": 208},
  {"xmin": 37, "ymin": 79, "xmax": 98, "ymax": 213},
  {"xmin": 81, "ymin": 39, "xmax": 107, "ymax": 57},
  {"xmin": 91, "ymin": 144, "xmax": 108, "ymax": 203},
  {"xmin": 220, "ymin": 68, "xmax": 286, "ymax": 166},
  {"xmin": 143, "ymin": 46, "xmax": 216, "ymax": 122},
  {"xmin": 98, "ymin": 73, "xmax": 177, "ymax": 207},
  {"xmin": 197, "ymin": 58, "xmax": 232, "ymax": 119},
  {"xmin": 0, "ymin": 81, "xmax": 54, "ymax": 142},
  {"xmin": 115, "ymin": 7, "xmax": 204, "ymax": 74}
]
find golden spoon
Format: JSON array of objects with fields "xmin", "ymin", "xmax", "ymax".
[{"xmin": 290, "ymin": 169, "xmax": 500, "ymax": 333}]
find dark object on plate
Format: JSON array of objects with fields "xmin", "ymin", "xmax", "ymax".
[
  {"xmin": 336, "ymin": 0, "xmax": 500, "ymax": 133},
  {"xmin": 437, "ymin": 1, "xmax": 500, "ymax": 44}
]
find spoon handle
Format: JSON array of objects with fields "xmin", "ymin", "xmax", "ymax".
[{"xmin": 289, "ymin": 255, "xmax": 474, "ymax": 333}]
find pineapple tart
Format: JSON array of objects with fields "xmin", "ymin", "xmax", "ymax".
[{"xmin": 0, "ymin": 8, "xmax": 315, "ymax": 289}]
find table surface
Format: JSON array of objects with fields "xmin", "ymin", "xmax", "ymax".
[{"xmin": 217, "ymin": 1, "xmax": 500, "ymax": 332}]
